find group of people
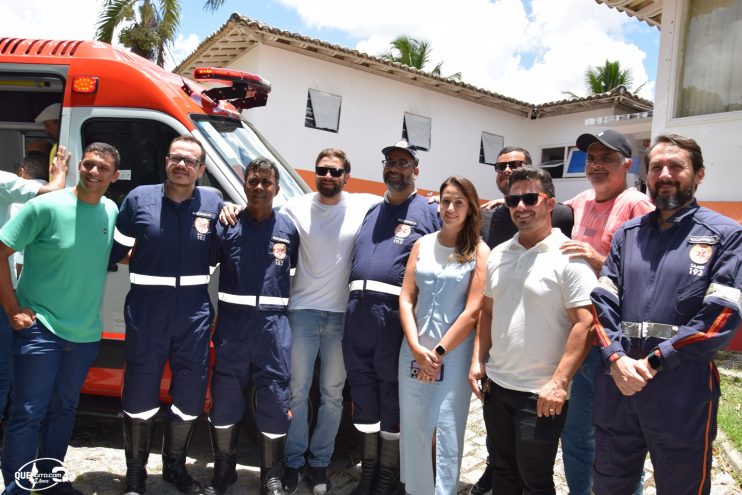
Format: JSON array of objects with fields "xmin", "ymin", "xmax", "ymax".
[{"xmin": 0, "ymin": 126, "xmax": 738, "ymax": 495}]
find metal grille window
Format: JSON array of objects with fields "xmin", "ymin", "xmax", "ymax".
[
  {"xmin": 479, "ymin": 131, "xmax": 504, "ymax": 165},
  {"xmin": 401, "ymin": 112, "xmax": 431, "ymax": 151},
  {"xmin": 305, "ymin": 89, "xmax": 341, "ymax": 132}
]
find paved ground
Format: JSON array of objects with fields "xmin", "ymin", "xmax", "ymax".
[{"xmin": 48, "ymin": 393, "xmax": 740, "ymax": 495}]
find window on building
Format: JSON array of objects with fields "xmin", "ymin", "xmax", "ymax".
[
  {"xmin": 538, "ymin": 145, "xmax": 585, "ymax": 179},
  {"xmin": 402, "ymin": 112, "xmax": 431, "ymax": 151},
  {"xmin": 305, "ymin": 89, "xmax": 341, "ymax": 132},
  {"xmin": 479, "ymin": 132, "xmax": 504, "ymax": 166},
  {"xmin": 677, "ymin": 0, "xmax": 742, "ymax": 117}
]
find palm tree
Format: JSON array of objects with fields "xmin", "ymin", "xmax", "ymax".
[
  {"xmin": 584, "ymin": 60, "xmax": 634, "ymax": 94},
  {"xmin": 381, "ymin": 35, "xmax": 461, "ymax": 80},
  {"xmin": 96, "ymin": 0, "xmax": 225, "ymax": 67}
]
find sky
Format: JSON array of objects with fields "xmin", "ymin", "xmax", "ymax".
[{"xmin": 0, "ymin": 0, "xmax": 660, "ymax": 104}]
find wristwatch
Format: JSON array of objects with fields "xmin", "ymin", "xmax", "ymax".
[
  {"xmin": 647, "ymin": 350, "xmax": 663, "ymax": 372},
  {"xmin": 435, "ymin": 344, "xmax": 447, "ymax": 357}
]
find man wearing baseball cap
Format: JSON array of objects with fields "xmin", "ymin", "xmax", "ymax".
[
  {"xmin": 559, "ymin": 129, "xmax": 654, "ymax": 495},
  {"xmin": 34, "ymin": 103, "xmax": 62, "ymax": 168},
  {"xmin": 343, "ymin": 139, "xmax": 440, "ymax": 494}
]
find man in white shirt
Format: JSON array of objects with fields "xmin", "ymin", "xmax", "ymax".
[
  {"xmin": 0, "ymin": 147, "xmax": 68, "ymax": 430},
  {"xmin": 281, "ymin": 148, "xmax": 378, "ymax": 495},
  {"xmin": 470, "ymin": 166, "xmax": 596, "ymax": 494}
]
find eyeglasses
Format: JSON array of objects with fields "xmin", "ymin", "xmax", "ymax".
[
  {"xmin": 316, "ymin": 166, "xmax": 345, "ymax": 178},
  {"xmin": 504, "ymin": 192, "xmax": 548, "ymax": 208},
  {"xmin": 494, "ymin": 160, "xmax": 524, "ymax": 173},
  {"xmin": 167, "ymin": 154, "xmax": 201, "ymax": 168},
  {"xmin": 382, "ymin": 158, "xmax": 414, "ymax": 169}
]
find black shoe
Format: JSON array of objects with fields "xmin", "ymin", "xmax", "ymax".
[
  {"xmin": 468, "ymin": 462, "xmax": 493, "ymax": 495},
  {"xmin": 44, "ymin": 482, "xmax": 84, "ymax": 495},
  {"xmin": 162, "ymin": 420, "xmax": 203, "ymax": 495},
  {"xmin": 308, "ymin": 467, "xmax": 332, "ymax": 495},
  {"xmin": 282, "ymin": 466, "xmax": 303, "ymax": 495}
]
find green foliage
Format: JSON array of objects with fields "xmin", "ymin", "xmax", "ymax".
[
  {"xmin": 719, "ymin": 371, "xmax": 742, "ymax": 452},
  {"xmin": 584, "ymin": 59, "xmax": 634, "ymax": 94},
  {"xmin": 381, "ymin": 35, "xmax": 461, "ymax": 80},
  {"xmin": 95, "ymin": 0, "xmax": 225, "ymax": 67}
]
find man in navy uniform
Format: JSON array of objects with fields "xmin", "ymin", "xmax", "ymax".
[
  {"xmin": 111, "ymin": 136, "xmax": 223, "ymax": 495},
  {"xmin": 206, "ymin": 157, "xmax": 298, "ymax": 495},
  {"xmin": 591, "ymin": 134, "xmax": 742, "ymax": 495},
  {"xmin": 343, "ymin": 140, "xmax": 440, "ymax": 495}
]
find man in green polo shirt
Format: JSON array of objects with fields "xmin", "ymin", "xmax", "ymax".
[{"xmin": 0, "ymin": 142, "xmax": 120, "ymax": 495}]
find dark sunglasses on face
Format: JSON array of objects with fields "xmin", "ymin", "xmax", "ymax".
[
  {"xmin": 315, "ymin": 166, "xmax": 345, "ymax": 178},
  {"xmin": 504, "ymin": 192, "xmax": 548, "ymax": 208},
  {"xmin": 494, "ymin": 160, "xmax": 524, "ymax": 173}
]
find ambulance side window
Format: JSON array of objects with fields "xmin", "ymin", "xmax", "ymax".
[{"xmin": 82, "ymin": 119, "xmax": 178, "ymax": 206}]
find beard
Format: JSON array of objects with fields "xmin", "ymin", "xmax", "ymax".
[
  {"xmin": 650, "ymin": 181, "xmax": 695, "ymax": 211},
  {"xmin": 383, "ymin": 170, "xmax": 414, "ymax": 192},
  {"xmin": 316, "ymin": 179, "xmax": 343, "ymax": 199}
]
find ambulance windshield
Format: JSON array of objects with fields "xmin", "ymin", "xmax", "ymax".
[{"xmin": 193, "ymin": 115, "xmax": 307, "ymax": 204}]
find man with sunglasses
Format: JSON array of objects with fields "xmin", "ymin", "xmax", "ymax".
[
  {"xmin": 558, "ymin": 129, "xmax": 654, "ymax": 495},
  {"xmin": 344, "ymin": 140, "xmax": 440, "ymax": 495},
  {"xmin": 280, "ymin": 148, "xmax": 378, "ymax": 495},
  {"xmin": 110, "ymin": 135, "xmax": 223, "ymax": 495},
  {"xmin": 470, "ymin": 146, "xmax": 573, "ymax": 495},
  {"xmin": 471, "ymin": 166, "xmax": 596, "ymax": 495}
]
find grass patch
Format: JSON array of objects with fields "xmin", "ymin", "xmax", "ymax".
[{"xmin": 719, "ymin": 370, "xmax": 742, "ymax": 452}]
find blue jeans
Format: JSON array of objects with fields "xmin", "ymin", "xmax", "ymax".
[
  {"xmin": 562, "ymin": 347, "xmax": 643, "ymax": 495},
  {"xmin": 1, "ymin": 321, "xmax": 99, "ymax": 493},
  {"xmin": 284, "ymin": 310, "xmax": 346, "ymax": 468},
  {"xmin": 0, "ymin": 311, "xmax": 12, "ymax": 421}
]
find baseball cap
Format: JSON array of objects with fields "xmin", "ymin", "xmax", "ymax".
[
  {"xmin": 382, "ymin": 139, "xmax": 418, "ymax": 163},
  {"xmin": 35, "ymin": 103, "xmax": 61, "ymax": 124},
  {"xmin": 576, "ymin": 129, "xmax": 632, "ymax": 158}
]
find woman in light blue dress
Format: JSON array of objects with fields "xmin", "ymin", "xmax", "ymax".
[{"xmin": 398, "ymin": 176, "xmax": 490, "ymax": 495}]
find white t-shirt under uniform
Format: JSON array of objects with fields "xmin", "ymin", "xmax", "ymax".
[
  {"xmin": 484, "ymin": 228, "xmax": 598, "ymax": 396},
  {"xmin": 282, "ymin": 191, "xmax": 379, "ymax": 312}
]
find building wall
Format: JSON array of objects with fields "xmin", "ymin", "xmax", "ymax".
[
  {"xmin": 234, "ymin": 43, "xmax": 646, "ymax": 202},
  {"xmin": 652, "ymin": 0, "xmax": 742, "ymax": 203}
]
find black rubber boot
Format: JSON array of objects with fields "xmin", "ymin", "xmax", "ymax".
[
  {"xmin": 162, "ymin": 419, "xmax": 204, "ymax": 494},
  {"xmin": 350, "ymin": 431, "xmax": 378, "ymax": 495},
  {"xmin": 260, "ymin": 433, "xmax": 286, "ymax": 495},
  {"xmin": 373, "ymin": 436, "xmax": 404, "ymax": 495},
  {"xmin": 204, "ymin": 424, "xmax": 239, "ymax": 495},
  {"xmin": 123, "ymin": 416, "xmax": 154, "ymax": 495}
]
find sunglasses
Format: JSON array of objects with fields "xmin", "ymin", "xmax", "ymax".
[
  {"xmin": 494, "ymin": 160, "xmax": 524, "ymax": 173},
  {"xmin": 504, "ymin": 192, "xmax": 548, "ymax": 208},
  {"xmin": 315, "ymin": 166, "xmax": 345, "ymax": 178}
]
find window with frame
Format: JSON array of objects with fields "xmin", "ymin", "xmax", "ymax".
[
  {"xmin": 401, "ymin": 112, "xmax": 431, "ymax": 151},
  {"xmin": 539, "ymin": 145, "xmax": 584, "ymax": 179},
  {"xmin": 479, "ymin": 132, "xmax": 504, "ymax": 166},
  {"xmin": 677, "ymin": 0, "xmax": 742, "ymax": 117},
  {"xmin": 305, "ymin": 89, "xmax": 341, "ymax": 132}
]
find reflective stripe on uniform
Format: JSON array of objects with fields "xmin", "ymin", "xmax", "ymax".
[
  {"xmin": 114, "ymin": 227, "xmax": 136, "ymax": 247},
  {"xmin": 130, "ymin": 273, "xmax": 210, "ymax": 287},
  {"xmin": 597, "ymin": 276, "xmax": 619, "ymax": 298},
  {"xmin": 621, "ymin": 321, "xmax": 679, "ymax": 339},
  {"xmin": 704, "ymin": 282, "xmax": 742, "ymax": 314},
  {"xmin": 180, "ymin": 275, "xmax": 210, "ymax": 286},
  {"xmin": 130, "ymin": 273, "xmax": 176, "ymax": 287},
  {"xmin": 349, "ymin": 279, "xmax": 402, "ymax": 296},
  {"xmin": 218, "ymin": 292, "xmax": 289, "ymax": 307}
]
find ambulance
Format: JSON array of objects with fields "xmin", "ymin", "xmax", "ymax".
[{"xmin": 0, "ymin": 38, "xmax": 310, "ymax": 414}]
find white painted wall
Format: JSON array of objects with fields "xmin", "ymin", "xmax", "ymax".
[
  {"xmin": 651, "ymin": 0, "xmax": 742, "ymax": 202},
  {"xmin": 234, "ymin": 43, "xmax": 647, "ymax": 202}
]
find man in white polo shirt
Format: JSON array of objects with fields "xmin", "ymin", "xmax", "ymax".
[{"xmin": 470, "ymin": 166, "xmax": 596, "ymax": 494}]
